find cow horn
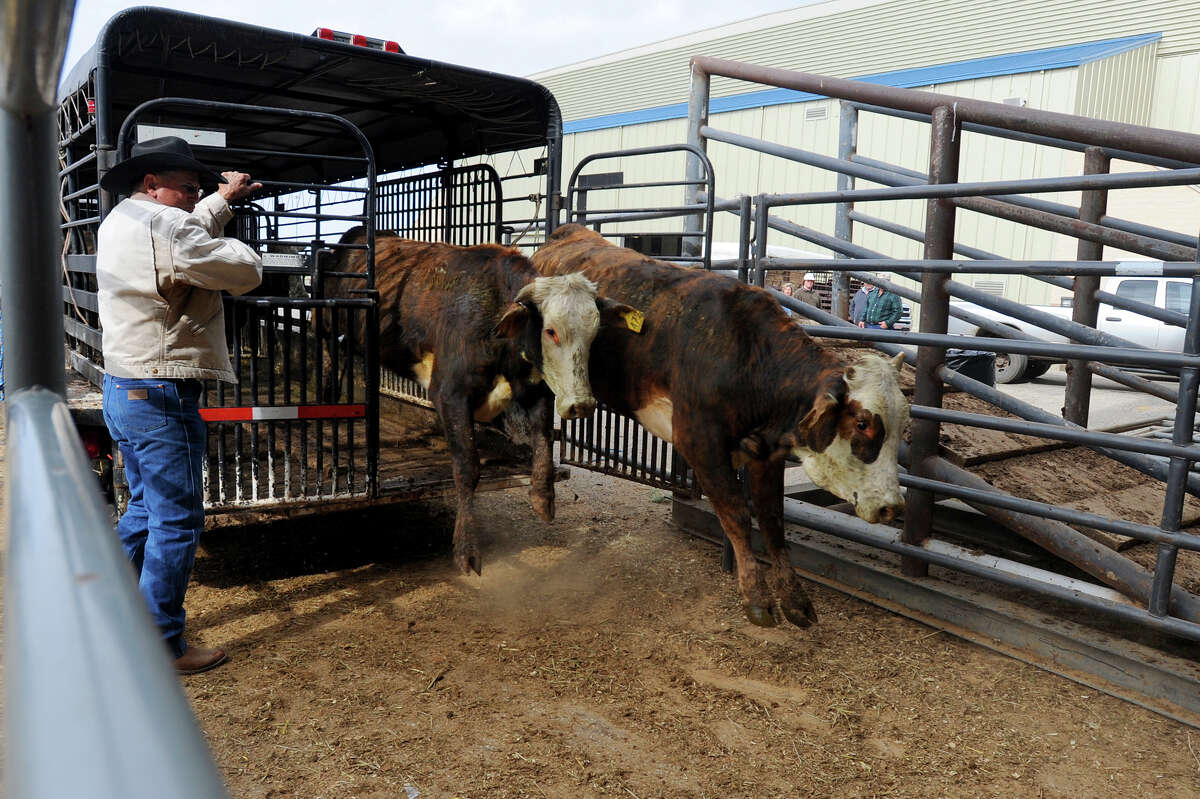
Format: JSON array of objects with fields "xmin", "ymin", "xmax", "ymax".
[{"xmin": 890, "ymin": 352, "xmax": 906, "ymax": 371}]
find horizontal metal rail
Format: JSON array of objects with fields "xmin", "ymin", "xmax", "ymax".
[
  {"xmin": 803, "ymin": 325, "xmax": 1197, "ymax": 369},
  {"xmin": 911, "ymin": 405, "xmax": 1200, "ymax": 461},
  {"xmin": 57, "ymin": 149, "xmax": 96, "ymax": 176},
  {"xmin": 898, "ymin": 472, "xmax": 1200, "ymax": 550},
  {"xmin": 6, "ymin": 391, "xmax": 231, "ymax": 798},
  {"xmin": 761, "ymin": 166, "xmax": 1200, "ymax": 208},
  {"xmin": 783, "ymin": 498, "xmax": 1200, "ymax": 642},
  {"xmin": 843, "ymin": 210, "xmax": 1190, "ymax": 328},
  {"xmin": 691, "ymin": 56, "xmax": 1200, "ymax": 163},
  {"xmin": 847, "ymin": 101, "xmax": 1200, "ymax": 171},
  {"xmin": 758, "ymin": 257, "xmax": 1200, "ymax": 277},
  {"xmin": 848, "ymin": 151, "xmax": 1200, "ymax": 250}
]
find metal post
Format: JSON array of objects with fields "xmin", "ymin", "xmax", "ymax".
[
  {"xmin": 683, "ymin": 60, "xmax": 710, "ymax": 259},
  {"xmin": 0, "ymin": 8, "xmax": 70, "ymax": 397},
  {"xmin": 1149, "ymin": 271, "xmax": 1200, "ymax": 617},
  {"xmin": 1064, "ymin": 147, "xmax": 1110, "ymax": 425},
  {"xmin": 753, "ymin": 196, "xmax": 769, "ymax": 288},
  {"xmin": 833, "ymin": 101, "xmax": 857, "ymax": 319},
  {"xmin": 737, "ymin": 194, "xmax": 752, "ymax": 284},
  {"xmin": 902, "ymin": 105, "xmax": 960, "ymax": 577}
]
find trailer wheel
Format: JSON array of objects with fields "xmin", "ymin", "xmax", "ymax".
[{"xmin": 994, "ymin": 351, "xmax": 1027, "ymax": 383}]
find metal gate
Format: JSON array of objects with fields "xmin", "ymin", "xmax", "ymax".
[
  {"xmin": 374, "ymin": 164, "xmax": 505, "ymax": 407},
  {"xmin": 556, "ymin": 144, "xmax": 716, "ymax": 496},
  {"xmin": 111, "ymin": 99, "xmax": 382, "ymax": 509}
]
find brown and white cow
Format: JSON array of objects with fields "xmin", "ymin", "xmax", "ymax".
[
  {"xmin": 532, "ymin": 224, "xmax": 908, "ymax": 628},
  {"xmin": 327, "ymin": 229, "xmax": 639, "ymax": 575}
]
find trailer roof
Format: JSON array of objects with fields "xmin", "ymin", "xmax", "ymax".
[{"xmin": 60, "ymin": 6, "xmax": 559, "ymax": 182}]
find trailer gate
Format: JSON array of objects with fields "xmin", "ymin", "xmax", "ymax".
[
  {"xmin": 556, "ymin": 144, "xmax": 715, "ymax": 496},
  {"xmin": 93, "ymin": 98, "xmax": 383, "ymax": 510}
]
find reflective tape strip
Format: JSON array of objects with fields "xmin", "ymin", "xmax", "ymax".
[{"xmin": 199, "ymin": 404, "xmax": 367, "ymax": 422}]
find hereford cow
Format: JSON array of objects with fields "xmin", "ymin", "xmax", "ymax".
[
  {"xmin": 532, "ymin": 224, "xmax": 908, "ymax": 628},
  {"xmin": 326, "ymin": 228, "xmax": 640, "ymax": 574}
]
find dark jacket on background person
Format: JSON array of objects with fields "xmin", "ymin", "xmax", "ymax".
[{"xmin": 863, "ymin": 287, "xmax": 903, "ymax": 327}]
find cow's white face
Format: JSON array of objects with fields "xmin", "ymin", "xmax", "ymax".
[
  {"xmin": 519, "ymin": 273, "xmax": 602, "ymax": 420},
  {"xmin": 790, "ymin": 353, "xmax": 908, "ymax": 524}
]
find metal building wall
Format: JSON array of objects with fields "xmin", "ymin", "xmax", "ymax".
[
  {"xmin": 1075, "ymin": 38, "xmax": 1159, "ymax": 125},
  {"xmin": 1150, "ymin": 51, "xmax": 1200, "ymax": 133},
  {"xmin": 535, "ymin": 0, "xmax": 1200, "ymax": 125}
]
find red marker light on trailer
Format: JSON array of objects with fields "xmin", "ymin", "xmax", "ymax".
[
  {"xmin": 86, "ymin": 98, "xmax": 96, "ymax": 115},
  {"xmin": 315, "ymin": 27, "xmax": 335, "ymax": 40},
  {"xmin": 384, "ymin": 40, "xmax": 401, "ymax": 53},
  {"xmin": 351, "ymin": 33, "xmax": 368, "ymax": 47}
]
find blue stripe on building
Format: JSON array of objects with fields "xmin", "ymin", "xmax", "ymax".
[{"xmin": 563, "ymin": 33, "xmax": 1162, "ymax": 134}]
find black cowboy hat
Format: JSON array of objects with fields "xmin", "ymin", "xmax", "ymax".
[{"xmin": 99, "ymin": 136, "xmax": 227, "ymax": 194}]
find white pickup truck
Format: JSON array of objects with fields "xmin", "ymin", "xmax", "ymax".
[{"xmin": 945, "ymin": 275, "xmax": 1192, "ymax": 383}]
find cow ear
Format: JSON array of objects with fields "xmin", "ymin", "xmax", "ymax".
[
  {"xmin": 796, "ymin": 380, "xmax": 847, "ymax": 453},
  {"xmin": 492, "ymin": 301, "xmax": 533, "ymax": 338},
  {"xmin": 597, "ymin": 297, "xmax": 645, "ymax": 334}
]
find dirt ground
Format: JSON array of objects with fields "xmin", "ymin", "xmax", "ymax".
[{"xmin": 177, "ymin": 467, "xmax": 1200, "ymax": 799}]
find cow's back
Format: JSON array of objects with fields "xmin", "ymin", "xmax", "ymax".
[
  {"xmin": 532, "ymin": 224, "xmax": 831, "ymax": 419},
  {"xmin": 327, "ymin": 230, "xmax": 536, "ymax": 374}
]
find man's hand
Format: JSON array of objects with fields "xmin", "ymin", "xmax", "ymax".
[
  {"xmin": 217, "ymin": 171, "xmax": 262, "ymax": 203},
  {"xmin": 858, "ymin": 321, "xmax": 866, "ymax": 328},
  {"xmin": 880, "ymin": 321, "xmax": 889, "ymax": 329}
]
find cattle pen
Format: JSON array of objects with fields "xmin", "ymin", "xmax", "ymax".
[
  {"xmin": 7, "ymin": 0, "xmax": 1200, "ymax": 796},
  {"xmin": 551, "ymin": 57, "xmax": 1200, "ymax": 725}
]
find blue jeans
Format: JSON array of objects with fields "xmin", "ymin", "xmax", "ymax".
[{"xmin": 102, "ymin": 375, "xmax": 206, "ymax": 658}]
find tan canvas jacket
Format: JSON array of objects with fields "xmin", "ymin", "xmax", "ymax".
[{"xmin": 97, "ymin": 193, "xmax": 262, "ymax": 382}]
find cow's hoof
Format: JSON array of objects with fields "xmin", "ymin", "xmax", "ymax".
[
  {"xmin": 455, "ymin": 550, "xmax": 482, "ymax": 576},
  {"xmin": 531, "ymin": 492, "xmax": 555, "ymax": 522},
  {"xmin": 781, "ymin": 599, "xmax": 818, "ymax": 629},
  {"xmin": 744, "ymin": 604, "xmax": 777, "ymax": 628}
]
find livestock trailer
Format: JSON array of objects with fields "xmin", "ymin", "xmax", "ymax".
[{"xmin": 56, "ymin": 6, "xmax": 564, "ymax": 519}]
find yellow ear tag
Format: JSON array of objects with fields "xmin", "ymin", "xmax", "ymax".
[{"xmin": 621, "ymin": 309, "xmax": 645, "ymax": 334}]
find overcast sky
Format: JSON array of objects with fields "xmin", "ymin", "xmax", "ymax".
[{"xmin": 63, "ymin": 0, "xmax": 812, "ymax": 78}]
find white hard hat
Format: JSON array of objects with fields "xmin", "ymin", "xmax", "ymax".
[{"xmin": 803, "ymin": 273, "xmax": 816, "ymax": 282}]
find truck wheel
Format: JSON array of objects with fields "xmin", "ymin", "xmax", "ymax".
[
  {"xmin": 994, "ymin": 352, "xmax": 1027, "ymax": 383},
  {"xmin": 1023, "ymin": 360, "xmax": 1052, "ymax": 380}
]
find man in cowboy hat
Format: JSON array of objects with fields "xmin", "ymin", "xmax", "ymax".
[{"xmin": 97, "ymin": 136, "xmax": 263, "ymax": 675}]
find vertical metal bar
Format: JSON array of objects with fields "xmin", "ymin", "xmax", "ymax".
[
  {"xmin": 0, "ymin": 103, "xmax": 66, "ymax": 396},
  {"xmin": 249, "ymin": 306, "xmax": 261, "ymax": 500},
  {"xmin": 266, "ymin": 303, "xmax": 277, "ymax": 500},
  {"xmin": 1064, "ymin": 146, "xmax": 1111, "ymax": 426},
  {"xmin": 683, "ymin": 61, "xmax": 711, "ymax": 259},
  {"xmin": 833, "ymin": 101, "xmax": 858, "ymax": 320},
  {"xmin": 901, "ymin": 104, "xmax": 961, "ymax": 578},
  {"xmin": 753, "ymin": 196, "xmax": 769, "ymax": 287},
  {"xmin": 300, "ymin": 302, "xmax": 309, "ymax": 495},
  {"xmin": 330, "ymin": 307, "xmax": 341, "ymax": 493},
  {"xmin": 1149, "ymin": 272, "xmax": 1200, "ymax": 616},
  {"xmin": 283, "ymin": 302, "xmax": 292, "ymax": 500},
  {"xmin": 737, "ymin": 194, "xmax": 752, "ymax": 284},
  {"xmin": 314, "ymin": 305, "xmax": 325, "ymax": 497},
  {"xmin": 233, "ymin": 306, "xmax": 245, "ymax": 503},
  {"xmin": 347, "ymin": 305, "xmax": 356, "ymax": 492}
]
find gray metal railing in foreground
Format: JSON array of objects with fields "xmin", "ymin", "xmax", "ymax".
[
  {"xmin": 5, "ymin": 391, "xmax": 229, "ymax": 798},
  {"xmin": 2, "ymin": 0, "xmax": 229, "ymax": 795}
]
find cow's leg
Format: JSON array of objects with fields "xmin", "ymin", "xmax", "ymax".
[
  {"xmin": 527, "ymin": 390, "xmax": 556, "ymax": 522},
  {"xmin": 678, "ymin": 431, "xmax": 774, "ymax": 627},
  {"xmin": 747, "ymin": 458, "xmax": 818, "ymax": 628},
  {"xmin": 435, "ymin": 390, "xmax": 483, "ymax": 575}
]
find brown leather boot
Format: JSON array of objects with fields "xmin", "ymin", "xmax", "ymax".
[{"xmin": 175, "ymin": 646, "xmax": 228, "ymax": 675}]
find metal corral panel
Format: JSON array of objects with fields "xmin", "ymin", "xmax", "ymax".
[
  {"xmin": 1150, "ymin": 51, "xmax": 1200, "ymax": 133},
  {"xmin": 1076, "ymin": 39, "xmax": 1159, "ymax": 125},
  {"xmin": 534, "ymin": 0, "xmax": 1200, "ymax": 124}
]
